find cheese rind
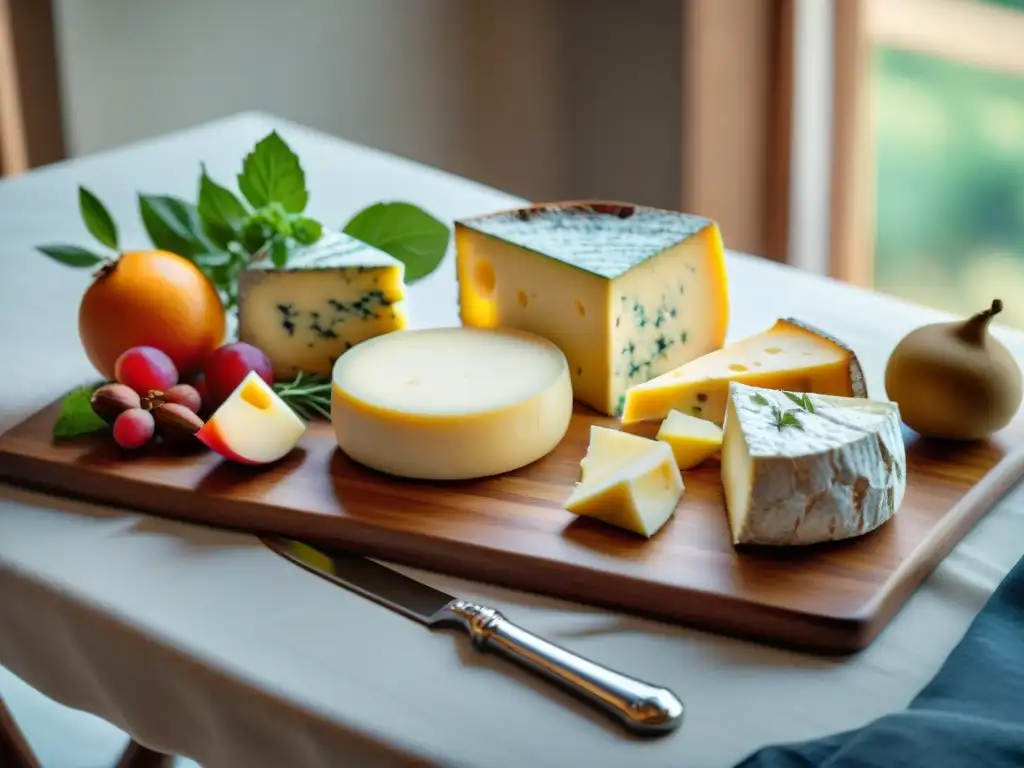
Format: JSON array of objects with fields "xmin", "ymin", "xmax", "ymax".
[
  {"xmin": 656, "ymin": 409, "xmax": 723, "ymax": 469},
  {"xmin": 721, "ymin": 382, "xmax": 906, "ymax": 547},
  {"xmin": 578, "ymin": 425, "xmax": 660, "ymax": 483},
  {"xmin": 330, "ymin": 327, "xmax": 572, "ymax": 480},
  {"xmin": 565, "ymin": 439, "xmax": 684, "ymax": 537},
  {"xmin": 237, "ymin": 230, "xmax": 408, "ymax": 379},
  {"xmin": 622, "ymin": 318, "xmax": 867, "ymax": 425},
  {"xmin": 455, "ymin": 201, "xmax": 729, "ymax": 416}
]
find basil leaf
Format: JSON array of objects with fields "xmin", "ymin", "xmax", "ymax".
[
  {"xmin": 37, "ymin": 245, "xmax": 106, "ymax": 268},
  {"xmin": 291, "ymin": 216, "xmax": 322, "ymax": 244},
  {"xmin": 237, "ymin": 131, "xmax": 308, "ymax": 213},
  {"xmin": 139, "ymin": 194, "xmax": 215, "ymax": 258},
  {"xmin": 78, "ymin": 186, "xmax": 119, "ymax": 250},
  {"xmin": 53, "ymin": 385, "xmax": 108, "ymax": 440},
  {"xmin": 197, "ymin": 165, "xmax": 248, "ymax": 248},
  {"xmin": 270, "ymin": 236, "xmax": 289, "ymax": 267},
  {"xmin": 343, "ymin": 202, "xmax": 450, "ymax": 282},
  {"xmin": 248, "ymin": 202, "xmax": 292, "ymax": 237}
]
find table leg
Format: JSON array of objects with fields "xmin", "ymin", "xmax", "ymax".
[
  {"xmin": 115, "ymin": 739, "xmax": 174, "ymax": 768},
  {"xmin": 0, "ymin": 692, "xmax": 41, "ymax": 768}
]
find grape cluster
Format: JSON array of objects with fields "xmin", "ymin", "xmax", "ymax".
[
  {"xmin": 92, "ymin": 342, "xmax": 277, "ymax": 450},
  {"xmin": 95, "ymin": 346, "xmax": 205, "ymax": 449}
]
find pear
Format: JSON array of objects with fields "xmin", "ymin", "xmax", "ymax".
[{"xmin": 884, "ymin": 300, "xmax": 1023, "ymax": 441}]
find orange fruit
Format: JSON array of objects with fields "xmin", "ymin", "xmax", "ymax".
[{"xmin": 78, "ymin": 250, "xmax": 227, "ymax": 379}]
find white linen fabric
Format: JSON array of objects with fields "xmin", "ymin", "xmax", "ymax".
[{"xmin": 1, "ymin": 113, "xmax": 1023, "ymax": 768}]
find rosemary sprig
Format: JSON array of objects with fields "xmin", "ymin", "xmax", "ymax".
[{"xmin": 273, "ymin": 371, "xmax": 332, "ymax": 421}]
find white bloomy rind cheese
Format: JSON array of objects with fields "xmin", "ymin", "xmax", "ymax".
[
  {"xmin": 455, "ymin": 201, "xmax": 729, "ymax": 417},
  {"xmin": 331, "ymin": 327, "xmax": 573, "ymax": 480},
  {"xmin": 237, "ymin": 230, "xmax": 408, "ymax": 379},
  {"xmin": 721, "ymin": 382, "xmax": 906, "ymax": 547},
  {"xmin": 566, "ymin": 427, "xmax": 684, "ymax": 538}
]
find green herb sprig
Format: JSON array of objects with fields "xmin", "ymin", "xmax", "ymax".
[
  {"xmin": 36, "ymin": 131, "xmax": 451, "ymax": 309},
  {"xmin": 273, "ymin": 372, "xmax": 332, "ymax": 422},
  {"xmin": 749, "ymin": 392, "xmax": 805, "ymax": 431}
]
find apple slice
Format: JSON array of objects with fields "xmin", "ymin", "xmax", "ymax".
[{"xmin": 195, "ymin": 371, "xmax": 306, "ymax": 464}]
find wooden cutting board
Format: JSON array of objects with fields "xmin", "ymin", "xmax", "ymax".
[{"xmin": 2, "ymin": 394, "xmax": 1023, "ymax": 654}]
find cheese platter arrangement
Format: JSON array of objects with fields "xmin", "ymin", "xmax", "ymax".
[{"xmin": 3, "ymin": 132, "xmax": 1024, "ymax": 656}]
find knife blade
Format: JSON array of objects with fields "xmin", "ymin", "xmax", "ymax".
[{"xmin": 262, "ymin": 537, "xmax": 683, "ymax": 735}]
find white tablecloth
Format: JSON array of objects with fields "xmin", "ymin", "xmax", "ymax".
[{"xmin": 2, "ymin": 113, "xmax": 1023, "ymax": 768}]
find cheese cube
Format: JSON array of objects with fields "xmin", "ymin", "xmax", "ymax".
[
  {"xmin": 622, "ymin": 318, "xmax": 867, "ymax": 425},
  {"xmin": 565, "ymin": 439, "xmax": 684, "ymax": 538},
  {"xmin": 578, "ymin": 425, "xmax": 660, "ymax": 483},
  {"xmin": 656, "ymin": 409, "xmax": 723, "ymax": 469},
  {"xmin": 237, "ymin": 231, "xmax": 407, "ymax": 378},
  {"xmin": 455, "ymin": 201, "xmax": 729, "ymax": 416},
  {"xmin": 721, "ymin": 382, "xmax": 906, "ymax": 546}
]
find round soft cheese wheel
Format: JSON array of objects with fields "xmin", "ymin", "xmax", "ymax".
[{"xmin": 331, "ymin": 327, "xmax": 573, "ymax": 480}]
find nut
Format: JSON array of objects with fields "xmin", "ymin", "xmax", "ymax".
[
  {"xmin": 91, "ymin": 383, "xmax": 141, "ymax": 425},
  {"xmin": 152, "ymin": 402, "xmax": 205, "ymax": 445}
]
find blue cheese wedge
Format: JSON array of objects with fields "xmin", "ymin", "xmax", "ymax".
[
  {"xmin": 237, "ymin": 230, "xmax": 407, "ymax": 378},
  {"xmin": 721, "ymin": 382, "xmax": 906, "ymax": 546},
  {"xmin": 455, "ymin": 201, "xmax": 729, "ymax": 416}
]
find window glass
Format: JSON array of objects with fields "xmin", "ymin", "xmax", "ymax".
[{"xmin": 873, "ymin": 46, "xmax": 1024, "ymax": 328}]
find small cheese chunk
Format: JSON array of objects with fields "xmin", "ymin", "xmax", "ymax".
[
  {"xmin": 622, "ymin": 318, "xmax": 867, "ymax": 425},
  {"xmin": 565, "ymin": 440, "xmax": 684, "ymax": 537},
  {"xmin": 331, "ymin": 327, "xmax": 572, "ymax": 480},
  {"xmin": 455, "ymin": 201, "xmax": 729, "ymax": 417},
  {"xmin": 656, "ymin": 409, "xmax": 723, "ymax": 469},
  {"xmin": 578, "ymin": 425, "xmax": 660, "ymax": 483},
  {"xmin": 721, "ymin": 382, "xmax": 906, "ymax": 547},
  {"xmin": 237, "ymin": 230, "xmax": 408, "ymax": 379}
]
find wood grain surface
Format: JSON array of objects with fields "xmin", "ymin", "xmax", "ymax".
[{"xmin": 2, "ymin": 396, "xmax": 1023, "ymax": 655}]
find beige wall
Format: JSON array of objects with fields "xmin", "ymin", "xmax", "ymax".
[{"xmin": 54, "ymin": 0, "xmax": 682, "ymax": 208}]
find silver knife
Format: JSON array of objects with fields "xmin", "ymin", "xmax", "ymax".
[{"xmin": 262, "ymin": 537, "xmax": 683, "ymax": 735}]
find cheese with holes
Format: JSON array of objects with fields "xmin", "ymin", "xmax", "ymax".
[
  {"xmin": 237, "ymin": 230, "xmax": 408, "ymax": 379},
  {"xmin": 578, "ymin": 425, "xmax": 661, "ymax": 483},
  {"xmin": 721, "ymin": 382, "xmax": 906, "ymax": 546},
  {"xmin": 331, "ymin": 327, "xmax": 572, "ymax": 480},
  {"xmin": 656, "ymin": 409, "xmax": 723, "ymax": 469},
  {"xmin": 455, "ymin": 201, "xmax": 729, "ymax": 417},
  {"xmin": 566, "ymin": 438, "xmax": 684, "ymax": 537},
  {"xmin": 622, "ymin": 318, "xmax": 867, "ymax": 425}
]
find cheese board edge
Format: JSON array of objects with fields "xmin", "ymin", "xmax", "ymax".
[{"xmin": 4, "ymin": 396, "xmax": 1024, "ymax": 655}]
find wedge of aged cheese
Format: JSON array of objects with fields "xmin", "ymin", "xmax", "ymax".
[
  {"xmin": 455, "ymin": 201, "xmax": 729, "ymax": 417},
  {"xmin": 237, "ymin": 230, "xmax": 408, "ymax": 379},
  {"xmin": 721, "ymin": 382, "xmax": 906, "ymax": 547},
  {"xmin": 578, "ymin": 425, "xmax": 660, "ymax": 483},
  {"xmin": 656, "ymin": 409, "xmax": 723, "ymax": 469},
  {"xmin": 331, "ymin": 327, "xmax": 572, "ymax": 480},
  {"xmin": 622, "ymin": 318, "xmax": 867, "ymax": 425},
  {"xmin": 565, "ymin": 439, "xmax": 684, "ymax": 537}
]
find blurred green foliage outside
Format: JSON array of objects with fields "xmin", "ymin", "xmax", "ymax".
[{"xmin": 873, "ymin": 46, "xmax": 1024, "ymax": 329}]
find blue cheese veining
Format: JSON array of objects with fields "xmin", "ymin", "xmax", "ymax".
[
  {"xmin": 237, "ymin": 230, "xmax": 407, "ymax": 378},
  {"xmin": 455, "ymin": 201, "xmax": 730, "ymax": 416}
]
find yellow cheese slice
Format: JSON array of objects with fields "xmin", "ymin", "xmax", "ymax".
[
  {"xmin": 455, "ymin": 201, "xmax": 729, "ymax": 416},
  {"xmin": 621, "ymin": 318, "xmax": 867, "ymax": 425},
  {"xmin": 656, "ymin": 409, "xmax": 723, "ymax": 469},
  {"xmin": 578, "ymin": 425, "xmax": 659, "ymax": 483},
  {"xmin": 331, "ymin": 327, "xmax": 573, "ymax": 480},
  {"xmin": 565, "ymin": 439, "xmax": 684, "ymax": 538}
]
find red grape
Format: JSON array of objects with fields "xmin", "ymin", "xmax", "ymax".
[
  {"xmin": 115, "ymin": 346, "xmax": 179, "ymax": 395},
  {"xmin": 203, "ymin": 342, "xmax": 274, "ymax": 407},
  {"xmin": 162, "ymin": 383, "xmax": 202, "ymax": 414},
  {"xmin": 113, "ymin": 408, "xmax": 155, "ymax": 449}
]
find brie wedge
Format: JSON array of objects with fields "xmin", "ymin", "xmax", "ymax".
[{"xmin": 721, "ymin": 382, "xmax": 906, "ymax": 546}]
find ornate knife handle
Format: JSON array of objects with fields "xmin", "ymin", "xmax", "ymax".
[{"xmin": 442, "ymin": 601, "xmax": 684, "ymax": 735}]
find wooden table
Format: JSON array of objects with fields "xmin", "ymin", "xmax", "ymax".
[{"xmin": 1, "ymin": 112, "xmax": 1023, "ymax": 768}]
